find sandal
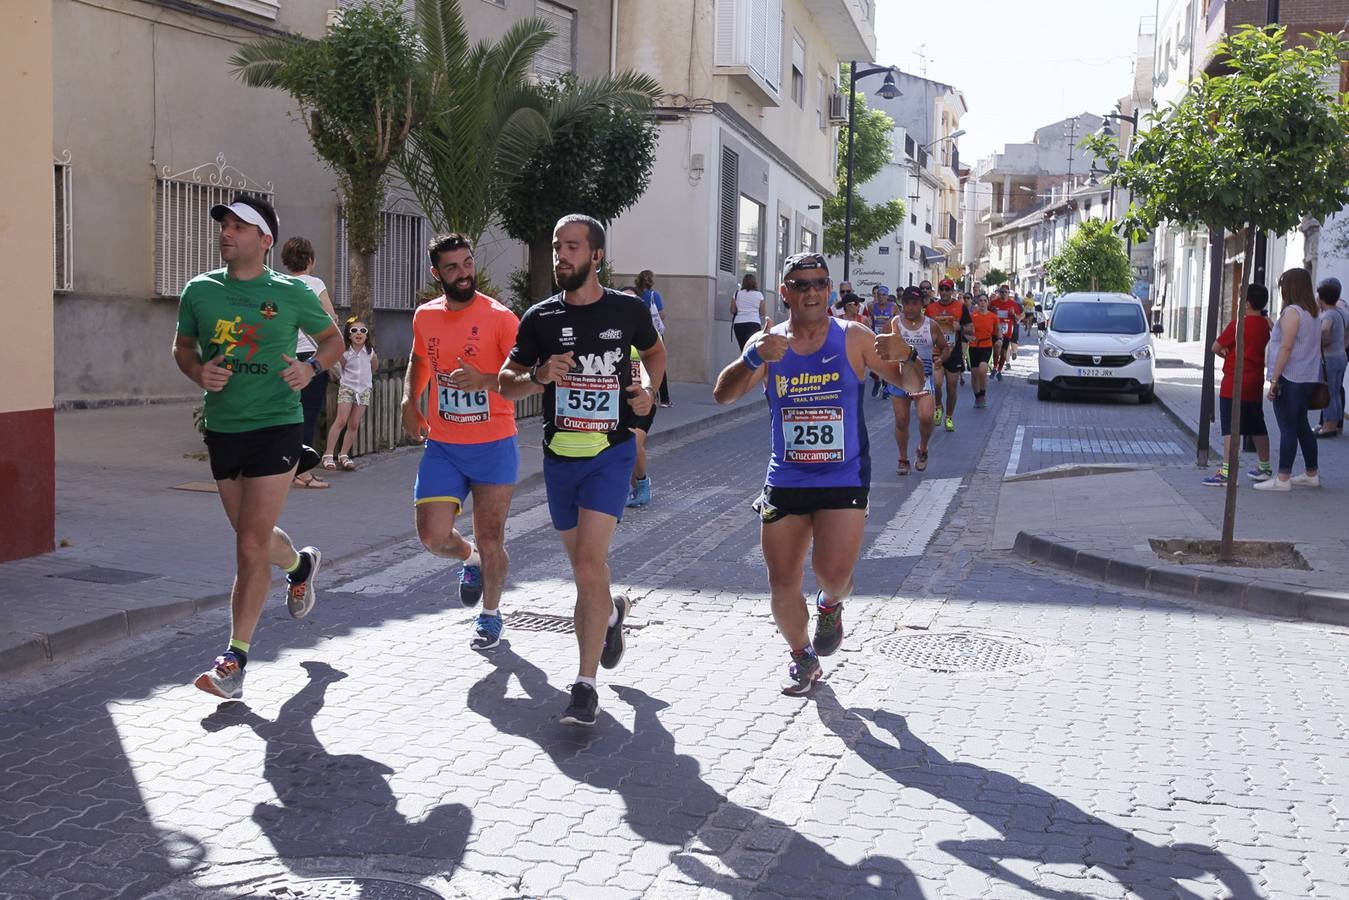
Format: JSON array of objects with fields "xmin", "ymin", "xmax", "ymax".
[
  {"xmin": 338, "ymin": 454, "xmax": 356, "ymax": 471},
  {"xmin": 915, "ymin": 449, "xmax": 928, "ymax": 472},
  {"xmin": 293, "ymin": 474, "xmax": 330, "ymax": 489},
  {"xmin": 321, "ymin": 454, "xmax": 336, "ymax": 471},
  {"xmin": 897, "ymin": 459, "xmax": 911, "ymax": 476}
]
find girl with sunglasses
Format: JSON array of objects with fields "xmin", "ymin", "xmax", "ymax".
[{"xmin": 323, "ymin": 317, "xmax": 378, "ymax": 471}]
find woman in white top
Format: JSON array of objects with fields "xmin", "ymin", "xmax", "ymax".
[
  {"xmin": 730, "ymin": 273, "xmax": 766, "ymax": 350},
  {"xmin": 281, "ymin": 237, "xmax": 339, "ymax": 488},
  {"xmin": 1256, "ymin": 267, "xmax": 1322, "ymax": 491}
]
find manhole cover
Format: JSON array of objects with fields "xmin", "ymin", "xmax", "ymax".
[
  {"xmin": 503, "ymin": 611, "xmax": 576, "ymax": 633},
  {"xmin": 259, "ymin": 877, "xmax": 444, "ymax": 899},
  {"xmin": 872, "ymin": 632, "xmax": 1038, "ymax": 673},
  {"xmin": 51, "ymin": 566, "xmax": 159, "ymax": 585}
]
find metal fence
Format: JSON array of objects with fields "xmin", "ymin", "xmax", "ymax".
[{"xmin": 324, "ymin": 357, "xmax": 544, "ymax": 458}]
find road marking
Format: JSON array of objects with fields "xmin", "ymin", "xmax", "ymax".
[
  {"xmin": 1031, "ymin": 437, "xmax": 1183, "ymax": 455},
  {"xmin": 1005, "ymin": 425, "xmax": 1025, "ymax": 478},
  {"xmin": 863, "ymin": 477, "xmax": 962, "ymax": 560}
]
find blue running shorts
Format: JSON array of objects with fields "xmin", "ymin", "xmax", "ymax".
[
  {"xmin": 543, "ymin": 438, "xmax": 637, "ymax": 530},
  {"xmin": 414, "ymin": 436, "xmax": 519, "ymax": 508}
]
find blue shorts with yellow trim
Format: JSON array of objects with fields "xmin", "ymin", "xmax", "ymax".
[
  {"xmin": 414, "ymin": 436, "xmax": 519, "ymax": 508},
  {"xmin": 543, "ymin": 438, "xmax": 636, "ymax": 531}
]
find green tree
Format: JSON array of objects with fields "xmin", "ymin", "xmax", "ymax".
[
  {"xmin": 396, "ymin": 2, "xmax": 661, "ymax": 253},
  {"xmin": 1043, "ymin": 219, "xmax": 1132, "ymax": 293},
  {"xmin": 231, "ymin": 1, "xmax": 419, "ymax": 326},
  {"xmin": 1086, "ymin": 24, "xmax": 1349, "ymax": 560},
  {"xmin": 498, "ymin": 76, "xmax": 660, "ymax": 303},
  {"xmin": 824, "ymin": 66, "xmax": 905, "ymax": 261},
  {"xmin": 982, "ymin": 268, "xmax": 1010, "ymax": 288}
]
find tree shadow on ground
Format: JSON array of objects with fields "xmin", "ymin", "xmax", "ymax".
[
  {"xmin": 811, "ymin": 686, "xmax": 1260, "ymax": 900},
  {"xmin": 202, "ymin": 661, "xmax": 471, "ymax": 873},
  {"xmin": 466, "ymin": 645, "xmax": 919, "ymax": 898}
]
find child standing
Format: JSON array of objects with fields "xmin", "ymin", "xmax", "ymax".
[{"xmin": 323, "ymin": 317, "xmax": 377, "ymax": 471}]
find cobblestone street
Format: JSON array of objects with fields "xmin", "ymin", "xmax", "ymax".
[{"xmin": 3, "ymin": 373, "xmax": 1348, "ymax": 899}]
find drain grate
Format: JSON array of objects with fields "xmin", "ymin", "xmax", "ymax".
[
  {"xmin": 259, "ymin": 878, "xmax": 444, "ymax": 899},
  {"xmin": 503, "ymin": 611, "xmax": 576, "ymax": 634},
  {"xmin": 51, "ymin": 566, "xmax": 159, "ymax": 585},
  {"xmin": 872, "ymin": 632, "xmax": 1039, "ymax": 673}
]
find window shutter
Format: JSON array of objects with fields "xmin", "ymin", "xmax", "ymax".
[
  {"xmin": 766, "ymin": 0, "xmax": 782, "ymax": 89},
  {"xmin": 535, "ymin": 1, "xmax": 575, "ymax": 80},
  {"xmin": 748, "ymin": 0, "xmax": 768, "ymax": 80},
  {"xmin": 718, "ymin": 147, "xmax": 739, "ymax": 273},
  {"xmin": 714, "ymin": 0, "xmax": 738, "ymax": 66}
]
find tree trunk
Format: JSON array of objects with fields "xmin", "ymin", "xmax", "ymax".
[
  {"xmin": 348, "ymin": 248, "xmax": 375, "ymax": 334},
  {"xmin": 1197, "ymin": 227, "xmax": 1225, "ymax": 468},
  {"xmin": 1219, "ymin": 226, "xmax": 1258, "ymax": 562},
  {"xmin": 528, "ymin": 235, "xmax": 557, "ymax": 305}
]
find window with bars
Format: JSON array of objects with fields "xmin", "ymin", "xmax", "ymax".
[
  {"xmin": 333, "ymin": 207, "xmax": 429, "ymax": 310},
  {"xmin": 535, "ymin": 1, "xmax": 576, "ymax": 80},
  {"xmin": 717, "ymin": 147, "xmax": 739, "ymax": 273},
  {"xmin": 54, "ymin": 155, "xmax": 72, "ymax": 292},
  {"xmin": 154, "ymin": 157, "xmax": 275, "ymax": 298}
]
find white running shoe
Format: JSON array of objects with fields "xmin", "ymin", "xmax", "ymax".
[
  {"xmin": 1253, "ymin": 477, "xmax": 1291, "ymax": 492},
  {"xmin": 1289, "ymin": 472, "xmax": 1321, "ymax": 487}
]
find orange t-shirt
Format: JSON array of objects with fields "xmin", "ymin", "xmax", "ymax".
[
  {"xmin": 970, "ymin": 311, "xmax": 1000, "ymax": 348},
  {"xmin": 411, "ymin": 292, "xmax": 520, "ymax": 444}
]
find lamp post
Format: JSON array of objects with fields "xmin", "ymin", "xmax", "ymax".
[
  {"xmin": 842, "ymin": 61, "xmax": 901, "ymax": 282},
  {"xmin": 1098, "ymin": 106, "xmax": 1141, "ymax": 255}
]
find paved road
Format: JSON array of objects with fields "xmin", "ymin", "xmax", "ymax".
[{"xmin": 3, "ymin": 366, "xmax": 1348, "ymax": 899}]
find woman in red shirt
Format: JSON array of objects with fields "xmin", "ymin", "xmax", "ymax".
[{"xmin": 1204, "ymin": 285, "xmax": 1273, "ymax": 486}]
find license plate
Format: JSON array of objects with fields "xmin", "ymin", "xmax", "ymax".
[{"xmin": 1076, "ymin": 367, "xmax": 1112, "ymax": 377}]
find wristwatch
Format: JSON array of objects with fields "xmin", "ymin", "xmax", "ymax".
[
  {"xmin": 528, "ymin": 365, "xmax": 543, "ymax": 385},
  {"xmin": 307, "ymin": 358, "xmax": 323, "ymax": 375}
]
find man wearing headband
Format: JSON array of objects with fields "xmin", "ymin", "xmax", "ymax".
[
  {"xmin": 714, "ymin": 252, "xmax": 922, "ymax": 697},
  {"xmin": 173, "ymin": 193, "xmax": 344, "ymax": 700}
]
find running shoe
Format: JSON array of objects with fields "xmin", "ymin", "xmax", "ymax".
[
  {"xmin": 915, "ymin": 449, "xmax": 928, "ymax": 471},
  {"xmin": 459, "ymin": 560, "xmax": 483, "ymax": 607},
  {"xmin": 1290, "ymin": 472, "xmax": 1321, "ymax": 487},
  {"xmin": 975, "ymin": 395, "xmax": 986, "ymax": 409},
  {"xmin": 194, "ymin": 651, "xmax": 245, "ymax": 700},
  {"xmin": 813, "ymin": 593, "xmax": 844, "ymax": 656},
  {"xmin": 934, "ymin": 408, "xmax": 944, "ymax": 425},
  {"xmin": 1253, "ymin": 476, "xmax": 1291, "ymax": 492},
  {"xmin": 600, "ymin": 594, "xmax": 629, "ymax": 669},
  {"xmin": 781, "ymin": 648, "xmax": 822, "ymax": 696},
  {"xmin": 470, "ymin": 612, "xmax": 503, "ymax": 651},
  {"xmin": 625, "ymin": 476, "xmax": 651, "ymax": 508},
  {"xmin": 944, "ymin": 416, "xmax": 955, "ymax": 432},
  {"xmin": 897, "ymin": 458, "xmax": 911, "ymax": 476},
  {"xmin": 1202, "ymin": 472, "xmax": 1228, "ymax": 487},
  {"xmin": 1011, "ymin": 349, "xmax": 1018, "ymax": 360},
  {"xmin": 995, "ymin": 370, "xmax": 1004, "ymax": 381},
  {"xmin": 560, "ymin": 682, "xmax": 599, "ymax": 726},
  {"xmin": 1246, "ymin": 467, "xmax": 1273, "ymax": 482},
  {"xmin": 286, "ymin": 547, "xmax": 321, "ymax": 619}
]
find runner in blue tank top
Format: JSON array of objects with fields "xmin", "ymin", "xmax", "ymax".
[{"xmin": 714, "ymin": 252, "xmax": 924, "ymax": 696}]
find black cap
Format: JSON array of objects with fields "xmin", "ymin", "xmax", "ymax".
[
  {"xmin": 781, "ymin": 251, "xmax": 829, "ymax": 281},
  {"xmin": 901, "ymin": 286, "xmax": 923, "ymax": 301}
]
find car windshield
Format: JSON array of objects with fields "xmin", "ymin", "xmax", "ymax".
[{"xmin": 1051, "ymin": 301, "xmax": 1146, "ymax": 335}]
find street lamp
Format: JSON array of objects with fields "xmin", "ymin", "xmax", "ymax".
[{"xmin": 842, "ymin": 61, "xmax": 900, "ymax": 281}]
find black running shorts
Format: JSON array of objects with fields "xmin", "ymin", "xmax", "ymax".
[
  {"xmin": 752, "ymin": 484, "xmax": 869, "ymax": 524},
  {"xmin": 205, "ymin": 423, "xmax": 304, "ymax": 481},
  {"xmin": 968, "ymin": 346, "xmax": 993, "ymax": 368}
]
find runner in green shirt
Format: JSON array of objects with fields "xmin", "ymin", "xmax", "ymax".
[{"xmin": 172, "ymin": 194, "xmax": 344, "ymax": 701}]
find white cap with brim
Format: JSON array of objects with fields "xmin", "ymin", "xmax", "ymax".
[{"xmin": 210, "ymin": 201, "xmax": 273, "ymax": 241}]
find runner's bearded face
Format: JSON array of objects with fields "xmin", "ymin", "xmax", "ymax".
[
  {"xmin": 431, "ymin": 245, "xmax": 477, "ymax": 304},
  {"xmin": 217, "ymin": 212, "xmax": 268, "ymax": 269},
  {"xmin": 553, "ymin": 223, "xmax": 599, "ymax": 292}
]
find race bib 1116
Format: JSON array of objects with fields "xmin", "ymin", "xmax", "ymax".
[{"xmin": 436, "ymin": 373, "xmax": 490, "ymax": 424}]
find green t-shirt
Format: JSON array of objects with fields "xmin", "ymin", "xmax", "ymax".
[{"xmin": 176, "ymin": 267, "xmax": 334, "ymax": 433}]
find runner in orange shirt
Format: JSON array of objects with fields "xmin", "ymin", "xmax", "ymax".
[
  {"xmin": 967, "ymin": 292, "xmax": 1002, "ymax": 408},
  {"xmin": 924, "ymin": 279, "xmax": 973, "ymax": 431},
  {"xmin": 988, "ymin": 285, "xmax": 1022, "ymax": 380},
  {"xmin": 401, "ymin": 233, "xmax": 521, "ymax": 650}
]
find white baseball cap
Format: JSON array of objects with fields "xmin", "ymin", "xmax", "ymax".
[{"xmin": 209, "ymin": 200, "xmax": 275, "ymax": 240}]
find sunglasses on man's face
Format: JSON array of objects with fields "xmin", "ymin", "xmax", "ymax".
[
  {"xmin": 349, "ymin": 327, "xmax": 368, "ymax": 334},
  {"xmin": 785, "ymin": 277, "xmax": 831, "ymax": 292}
]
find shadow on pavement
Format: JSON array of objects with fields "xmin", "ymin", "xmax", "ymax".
[
  {"xmin": 201, "ymin": 661, "xmax": 471, "ymax": 872},
  {"xmin": 466, "ymin": 645, "xmax": 918, "ymax": 898},
  {"xmin": 811, "ymin": 686, "xmax": 1260, "ymax": 900}
]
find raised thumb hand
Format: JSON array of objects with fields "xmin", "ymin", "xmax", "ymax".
[
  {"xmin": 763, "ymin": 316, "xmax": 774, "ymax": 330},
  {"xmin": 280, "ymin": 354, "xmax": 297, "ymax": 366}
]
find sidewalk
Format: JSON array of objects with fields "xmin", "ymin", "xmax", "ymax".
[
  {"xmin": 0, "ymin": 381, "xmax": 763, "ymax": 676},
  {"xmin": 1003, "ymin": 336, "xmax": 1349, "ymax": 624}
]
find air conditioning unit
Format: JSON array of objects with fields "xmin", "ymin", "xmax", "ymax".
[{"xmin": 827, "ymin": 92, "xmax": 848, "ymax": 124}]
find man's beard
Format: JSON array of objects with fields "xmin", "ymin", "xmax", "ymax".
[
  {"xmin": 442, "ymin": 274, "xmax": 477, "ymax": 303},
  {"xmin": 555, "ymin": 259, "xmax": 592, "ymax": 292}
]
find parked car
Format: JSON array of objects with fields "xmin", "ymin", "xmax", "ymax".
[{"xmin": 1036, "ymin": 292, "xmax": 1162, "ymax": 403}]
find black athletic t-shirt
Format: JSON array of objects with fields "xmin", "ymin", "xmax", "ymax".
[{"xmin": 510, "ymin": 289, "xmax": 661, "ymax": 459}]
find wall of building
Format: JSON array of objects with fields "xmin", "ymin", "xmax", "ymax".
[{"xmin": 1, "ymin": 2, "xmax": 56, "ymax": 560}]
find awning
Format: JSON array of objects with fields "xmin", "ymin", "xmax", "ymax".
[{"xmin": 921, "ymin": 246, "xmax": 946, "ymax": 266}]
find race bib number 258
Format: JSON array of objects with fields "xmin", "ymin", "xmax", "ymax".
[{"xmin": 782, "ymin": 407, "xmax": 845, "ymax": 463}]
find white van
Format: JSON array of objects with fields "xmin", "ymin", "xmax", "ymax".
[{"xmin": 1036, "ymin": 292, "xmax": 1161, "ymax": 403}]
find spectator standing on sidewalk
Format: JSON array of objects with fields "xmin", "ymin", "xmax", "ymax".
[
  {"xmin": 637, "ymin": 270, "xmax": 672, "ymax": 407},
  {"xmin": 1256, "ymin": 268, "xmax": 1322, "ymax": 491},
  {"xmin": 1203, "ymin": 284, "xmax": 1273, "ymax": 485},
  {"xmin": 1316, "ymin": 278, "xmax": 1348, "ymax": 438},
  {"xmin": 281, "ymin": 237, "xmax": 338, "ymax": 489},
  {"xmin": 731, "ymin": 273, "xmax": 766, "ymax": 350}
]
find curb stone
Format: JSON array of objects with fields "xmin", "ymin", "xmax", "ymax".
[
  {"xmin": 1012, "ymin": 530, "xmax": 1349, "ymax": 627},
  {"xmin": 0, "ymin": 399, "xmax": 765, "ymax": 679}
]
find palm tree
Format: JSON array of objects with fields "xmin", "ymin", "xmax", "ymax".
[{"xmin": 230, "ymin": 2, "xmax": 419, "ymax": 326}]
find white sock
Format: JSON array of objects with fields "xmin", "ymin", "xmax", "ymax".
[
  {"xmin": 607, "ymin": 600, "xmax": 619, "ymax": 627},
  {"xmin": 576, "ymin": 675, "xmax": 597, "ymax": 688},
  {"xmin": 464, "ymin": 545, "xmax": 480, "ymax": 567},
  {"xmin": 482, "ymin": 608, "xmax": 500, "ymax": 618}
]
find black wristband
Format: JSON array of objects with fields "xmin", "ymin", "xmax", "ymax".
[{"xmin": 528, "ymin": 366, "xmax": 543, "ymax": 385}]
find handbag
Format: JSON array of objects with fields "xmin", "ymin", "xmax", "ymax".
[{"xmin": 1309, "ymin": 348, "xmax": 1330, "ymax": 410}]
